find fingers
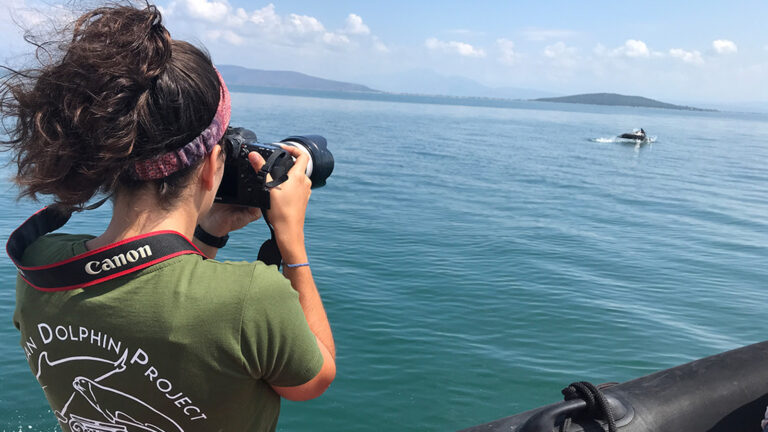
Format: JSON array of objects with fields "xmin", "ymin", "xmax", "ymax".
[
  {"xmin": 249, "ymin": 145, "xmax": 310, "ymax": 186},
  {"xmin": 248, "ymin": 151, "xmax": 266, "ymax": 172},
  {"xmin": 280, "ymin": 144, "xmax": 310, "ymax": 178},
  {"xmin": 280, "ymin": 144, "xmax": 303, "ymax": 158}
]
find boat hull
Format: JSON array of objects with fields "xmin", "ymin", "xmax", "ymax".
[{"xmin": 460, "ymin": 341, "xmax": 768, "ymax": 432}]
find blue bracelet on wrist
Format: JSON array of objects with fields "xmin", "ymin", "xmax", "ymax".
[{"xmin": 284, "ymin": 262, "xmax": 310, "ymax": 268}]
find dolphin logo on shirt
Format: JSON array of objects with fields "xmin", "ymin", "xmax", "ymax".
[
  {"xmin": 72, "ymin": 377, "xmax": 184, "ymax": 432},
  {"xmin": 36, "ymin": 350, "xmax": 128, "ymax": 383}
]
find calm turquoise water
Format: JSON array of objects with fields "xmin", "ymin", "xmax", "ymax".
[{"xmin": 1, "ymin": 93, "xmax": 767, "ymax": 431}]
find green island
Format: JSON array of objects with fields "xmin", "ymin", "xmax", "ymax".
[{"xmin": 534, "ymin": 92, "xmax": 716, "ymax": 111}]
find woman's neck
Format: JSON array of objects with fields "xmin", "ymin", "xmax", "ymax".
[{"xmin": 85, "ymin": 191, "xmax": 201, "ymax": 250}]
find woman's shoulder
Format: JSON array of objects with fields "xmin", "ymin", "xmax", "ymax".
[
  {"xmin": 171, "ymin": 255, "xmax": 284, "ymax": 287},
  {"xmin": 197, "ymin": 258, "xmax": 288, "ymax": 290},
  {"xmin": 20, "ymin": 233, "xmax": 95, "ymax": 267},
  {"xmin": 195, "ymin": 258, "xmax": 296, "ymax": 301}
]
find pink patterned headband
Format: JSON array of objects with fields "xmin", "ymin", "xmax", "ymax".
[{"xmin": 133, "ymin": 69, "xmax": 231, "ymax": 181}]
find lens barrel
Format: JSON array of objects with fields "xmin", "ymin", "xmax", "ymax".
[{"xmin": 281, "ymin": 135, "xmax": 334, "ymax": 188}]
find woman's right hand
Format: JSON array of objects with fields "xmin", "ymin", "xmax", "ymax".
[{"xmin": 248, "ymin": 145, "xmax": 312, "ymax": 262}]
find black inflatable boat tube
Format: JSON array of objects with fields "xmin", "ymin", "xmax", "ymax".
[{"xmin": 460, "ymin": 340, "xmax": 768, "ymax": 432}]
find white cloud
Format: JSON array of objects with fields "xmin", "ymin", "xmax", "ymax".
[
  {"xmin": 161, "ymin": 1, "xmax": 384, "ymax": 53},
  {"xmin": 345, "ymin": 14, "xmax": 370, "ymax": 35},
  {"xmin": 712, "ymin": 39, "xmax": 737, "ymax": 54},
  {"xmin": 542, "ymin": 41, "xmax": 579, "ymax": 73},
  {"xmin": 593, "ymin": 43, "xmax": 607, "ymax": 56},
  {"xmin": 669, "ymin": 48, "xmax": 703, "ymax": 64},
  {"xmin": 245, "ymin": 4, "xmax": 280, "ymax": 28},
  {"xmin": 322, "ymin": 32, "xmax": 350, "ymax": 47},
  {"xmin": 287, "ymin": 13, "xmax": 324, "ymax": 34},
  {"xmin": 544, "ymin": 41, "xmax": 577, "ymax": 59},
  {"xmin": 618, "ymin": 39, "xmax": 650, "ymax": 58},
  {"xmin": 174, "ymin": 0, "xmax": 228, "ymax": 23},
  {"xmin": 425, "ymin": 37, "xmax": 485, "ymax": 58},
  {"xmin": 373, "ymin": 36, "xmax": 389, "ymax": 53},
  {"xmin": 496, "ymin": 38, "xmax": 516, "ymax": 65},
  {"xmin": 595, "ymin": 40, "xmax": 663, "ymax": 58},
  {"xmin": 205, "ymin": 29, "xmax": 245, "ymax": 45}
]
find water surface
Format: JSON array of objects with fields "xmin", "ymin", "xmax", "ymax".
[{"xmin": 1, "ymin": 93, "xmax": 766, "ymax": 431}]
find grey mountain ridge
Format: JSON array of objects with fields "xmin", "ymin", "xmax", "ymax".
[
  {"xmin": 360, "ymin": 69, "xmax": 558, "ymax": 99},
  {"xmin": 216, "ymin": 65, "xmax": 379, "ymax": 93},
  {"xmin": 216, "ymin": 65, "xmax": 556, "ymax": 99},
  {"xmin": 215, "ymin": 65, "xmax": 730, "ymax": 112}
]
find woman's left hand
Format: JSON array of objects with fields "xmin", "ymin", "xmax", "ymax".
[
  {"xmin": 198, "ymin": 204, "xmax": 262, "ymax": 237},
  {"xmin": 197, "ymin": 150, "xmax": 266, "ymax": 237}
]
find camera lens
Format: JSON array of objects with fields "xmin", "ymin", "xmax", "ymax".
[{"xmin": 280, "ymin": 135, "xmax": 334, "ymax": 188}]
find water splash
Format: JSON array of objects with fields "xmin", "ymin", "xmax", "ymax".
[{"xmin": 592, "ymin": 136, "xmax": 658, "ymax": 144}]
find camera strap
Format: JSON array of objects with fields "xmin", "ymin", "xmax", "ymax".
[
  {"xmin": 257, "ymin": 150, "xmax": 291, "ymax": 188},
  {"xmin": 6, "ymin": 205, "xmax": 204, "ymax": 292},
  {"xmin": 254, "ymin": 150, "xmax": 293, "ymax": 269},
  {"xmin": 257, "ymin": 212, "xmax": 283, "ymax": 269}
]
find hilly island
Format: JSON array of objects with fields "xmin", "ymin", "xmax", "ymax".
[
  {"xmin": 534, "ymin": 93, "xmax": 715, "ymax": 111},
  {"xmin": 217, "ymin": 65, "xmax": 713, "ymax": 112}
]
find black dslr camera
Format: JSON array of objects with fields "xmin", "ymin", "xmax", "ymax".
[{"xmin": 215, "ymin": 127, "xmax": 334, "ymax": 208}]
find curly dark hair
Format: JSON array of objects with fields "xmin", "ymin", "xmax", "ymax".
[{"xmin": 0, "ymin": 2, "xmax": 221, "ymax": 209}]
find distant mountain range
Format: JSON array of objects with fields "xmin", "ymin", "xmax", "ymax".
[
  {"xmin": 535, "ymin": 93, "xmax": 715, "ymax": 111},
  {"xmin": 217, "ymin": 65, "xmax": 379, "ymax": 93},
  {"xmin": 217, "ymin": 65, "xmax": 557, "ymax": 100},
  {"xmin": 217, "ymin": 66, "xmax": 732, "ymax": 112},
  {"xmin": 359, "ymin": 69, "xmax": 559, "ymax": 100}
]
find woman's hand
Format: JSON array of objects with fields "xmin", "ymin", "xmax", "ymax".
[
  {"xmin": 197, "ymin": 153, "xmax": 267, "ymax": 237},
  {"xmin": 198, "ymin": 203, "xmax": 263, "ymax": 237},
  {"xmin": 249, "ymin": 145, "xmax": 312, "ymax": 263}
]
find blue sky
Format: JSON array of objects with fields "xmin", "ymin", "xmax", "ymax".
[{"xmin": 2, "ymin": 0, "xmax": 768, "ymax": 104}]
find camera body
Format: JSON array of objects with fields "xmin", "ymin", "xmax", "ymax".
[{"xmin": 215, "ymin": 127, "xmax": 333, "ymax": 208}]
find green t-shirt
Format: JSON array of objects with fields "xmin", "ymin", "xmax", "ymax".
[{"xmin": 13, "ymin": 233, "xmax": 324, "ymax": 432}]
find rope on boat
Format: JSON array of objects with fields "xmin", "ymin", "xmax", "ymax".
[{"xmin": 560, "ymin": 381, "xmax": 617, "ymax": 432}]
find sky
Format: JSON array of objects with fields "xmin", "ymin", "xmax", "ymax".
[{"xmin": 2, "ymin": 0, "xmax": 768, "ymax": 104}]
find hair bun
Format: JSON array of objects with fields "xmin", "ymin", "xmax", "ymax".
[
  {"xmin": 148, "ymin": 4, "xmax": 163, "ymax": 27},
  {"xmin": 137, "ymin": 5, "xmax": 172, "ymax": 85},
  {"xmin": 1, "ymin": 4, "xmax": 220, "ymax": 209},
  {"xmin": 70, "ymin": 5, "xmax": 172, "ymax": 87}
]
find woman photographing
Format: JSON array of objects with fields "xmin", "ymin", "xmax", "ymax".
[{"xmin": 1, "ymin": 3, "xmax": 335, "ymax": 431}]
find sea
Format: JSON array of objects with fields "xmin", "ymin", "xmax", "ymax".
[{"xmin": 0, "ymin": 91, "xmax": 767, "ymax": 431}]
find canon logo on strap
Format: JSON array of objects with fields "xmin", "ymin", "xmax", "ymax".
[
  {"xmin": 8, "ymin": 206, "xmax": 204, "ymax": 291},
  {"xmin": 85, "ymin": 245, "xmax": 153, "ymax": 275}
]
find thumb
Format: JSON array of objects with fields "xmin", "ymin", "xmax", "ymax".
[{"xmin": 248, "ymin": 151, "xmax": 266, "ymax": 172}]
